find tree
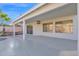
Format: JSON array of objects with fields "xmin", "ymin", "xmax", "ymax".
[{"xmin": 0, "ymin": 9, "xmax": 11, "ymax": 36}]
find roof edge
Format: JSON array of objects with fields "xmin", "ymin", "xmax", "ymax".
[{"xmin": 11, "ymin": 3, "xmax": 46, "ymax": 25}]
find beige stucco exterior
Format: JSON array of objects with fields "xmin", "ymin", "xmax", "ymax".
[
  {"xmin": 12, "ymin": 3, "xmax": 77, "ymax": 40},
  {"xmin": 26, "ymin": 15, "xmax": 77, "ymax": 40}
]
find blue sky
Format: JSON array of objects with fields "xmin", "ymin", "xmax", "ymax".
[{"xmin": 0, "ymin": 3, "xmax": 38, "ymax": 24}]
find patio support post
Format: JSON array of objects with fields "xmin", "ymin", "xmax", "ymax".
[
  {"xmin": 77, "ymin": 3, "xmax": 79, "ymax": 55},
  {"xmin": 53, "ymin": 20, "xmax": 55, "ymax": 33},
  {"xmin": 13, "ymin": 24, "xmax": 16, "ymax": 38},
  {"xmin": 23, "ymin": 20, "xmax": 26, "ymax": 40}
]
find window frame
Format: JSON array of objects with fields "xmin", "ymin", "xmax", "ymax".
[
  {"xmin": 43, "ymin": 23, "xmax": 53, "ymax": 32},
  {"xmin": 55, "ymin": 20, "xmax": 73, "ymax": 33}
]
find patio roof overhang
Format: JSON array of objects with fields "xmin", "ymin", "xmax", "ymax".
[
  {"xmin": 11, "ymin": 3, "xmax": 67, "ymax": 25},
  {"xmin": 11, "ymin": 3, "xmax": 46, "ymax": 25},
  {"xmin": 11, "ymin": 3, "xmax": 77, "ymax": 25},
  {"xmin": 26, "ymin": 3, "xmax": 77, "ymax": 23}
]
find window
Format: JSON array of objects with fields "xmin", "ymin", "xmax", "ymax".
[
  {"xmin": 43, "ymin": 23, "xmax": 53, "ymax": 32},
  {"xmin": 55, "ymin": 20, "xmax": 73, "ymax": 33},
  {"xmin": 27, "ymin": 25, "xmax": 33, "ymax": 34}
]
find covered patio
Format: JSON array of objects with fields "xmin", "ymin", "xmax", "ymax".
[
  {"xmin": 12, "ymin": 3, "xmax": 77, "ymax": 40},
  {"xmin": 9, "ymin": 3, "xmax": 78, "ymax": 56}
]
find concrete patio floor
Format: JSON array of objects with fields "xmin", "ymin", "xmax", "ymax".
[{"xmin": 0, "ymin": 35, "xmax": 77, "ymax": 56}]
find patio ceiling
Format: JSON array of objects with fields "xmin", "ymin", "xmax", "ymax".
[{"xmin": 25, "ymin": 3, "xmax": 77, "ymax": 23}]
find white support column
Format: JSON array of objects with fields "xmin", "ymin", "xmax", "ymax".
[
  {"xmin": 53, "ymin": 20, "xmax": 55, "ymax": 33},
  {"xmin": 13, "ymin": 24, "xmax": 16, "ymax": 38},
  {"xmin": 77, "ymin": 3, "xmax": 79, "ymax": 55},
  {"xmin": 25, "ymin": 24, "xmax": 27, "ymax": 35},
  {"xmin": 23, "ymin": 20, "xmax": 26, "ymax": 40}
]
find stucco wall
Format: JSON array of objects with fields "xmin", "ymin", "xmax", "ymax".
[
  {"xmin": 0, "ymin": 26, "xmax": 3, "ymax": 32},
  {"xmin": 0, "ymin": 26, "xmax": 22, "ymax": 32},
  {"xmin": 26, "ymin": 15, "xmax": 77, "ymax": 40}
]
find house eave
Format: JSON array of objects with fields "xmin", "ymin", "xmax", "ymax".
[{"xmin": 11, "ymin": 3, "xmax": 46, "ymax": 25}]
